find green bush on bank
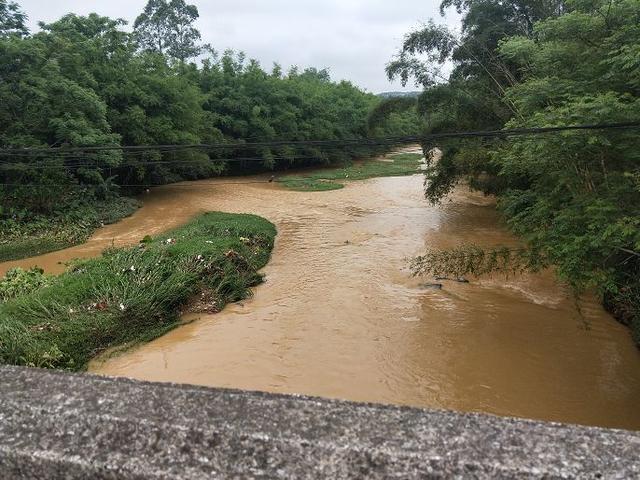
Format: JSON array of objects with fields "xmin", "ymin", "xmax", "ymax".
[
  {"xmin": 0, "ymin": 267, "xmax": 50, "ymax": 301},
  {"xmin": 0, "ymin": 212, "xmax": 276, "ymax": 369},
  {"xmin": 0, "ymin": 197, "xmax": 140, "ymax": 262}
]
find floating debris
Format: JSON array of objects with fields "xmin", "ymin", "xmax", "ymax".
[{"xmin": 435, "ymin": 276, "xmax": 470, "ymax": 284}]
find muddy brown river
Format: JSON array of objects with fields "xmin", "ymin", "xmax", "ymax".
[{"xmin": 4, "ymin": 157, "xmax": 640, "ymax": 430}]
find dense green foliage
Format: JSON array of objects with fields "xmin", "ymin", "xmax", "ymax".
[
  {"xmin": 0, "ymin": 267, "xmax": 50, "ymax": 301},
  {"xmin": 0, "ymin": 197, "xmax": 140, "ymax": 262},
  {"xmin": 0, "ymin": 212, "xmax": 276, "ymax": 369},
  {"xmin": 0, "ymin": 2, "xmax": 414, "ymax": 213},
  {"xmin": 391, "ymin": 0, "xmax": 640, "ymax": 341},
  {"xmin": 367, "ymin": 97, "xmax": 424, "ymax": 137},
  {"xmin": 0, "ymin": 0, "xmax": 418, "ymax": 260}
]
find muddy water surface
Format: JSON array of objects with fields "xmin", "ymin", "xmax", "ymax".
[{"xmin": 4, "ymin": 165, "xmax": 640, "ymax": 430}]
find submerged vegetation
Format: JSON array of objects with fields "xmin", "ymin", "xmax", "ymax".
[
  {"xmin": 0, "ymin": 212, "xmax": 276, "ymax": 369},
  {"xmin": 279, "ymin": 152, "xmax": 423, "ymax": 191},
  {"xmin": 390, "ymin": 0, "xmax": 640, "ymax": 343}
]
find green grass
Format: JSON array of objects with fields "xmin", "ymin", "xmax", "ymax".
[
  {"xmin": 0, "ymin": 212, "xmax": 276, "ymax": 370},
  {"xmin": 0, "ymin": 238, "xmax": 73, "ymax": 264},
  {"xmin": 0, "ymin": 197, "xmax": 140, "ymax": 262},
  {"xmin": 278, "ymin": 152, "xmax": 424, "ymax": 191}
]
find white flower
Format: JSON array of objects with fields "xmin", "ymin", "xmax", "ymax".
[{"xmin": 119, "ymin": 303, "xmax": 126, "ymax": 311}]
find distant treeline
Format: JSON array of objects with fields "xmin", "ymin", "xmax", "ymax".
[{"xmin": 0, "ymin": 0, "xmax": 421, "ymax": 217}]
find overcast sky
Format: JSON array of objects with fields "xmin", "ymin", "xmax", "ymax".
[{"xmin": 18, "ymin": 0, "xmax": 460, "ymax": 93}]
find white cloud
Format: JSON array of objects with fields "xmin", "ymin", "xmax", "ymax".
[{"xmin": 19, "ymin": 0, "xmax": 460, "ymax": 92}]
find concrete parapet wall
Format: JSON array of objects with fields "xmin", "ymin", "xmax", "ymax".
[{"xmin": 1, "ymin": 365, "xmax": 639, "ymax": 478}]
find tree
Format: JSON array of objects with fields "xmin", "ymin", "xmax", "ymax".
[
  {"xmin": 134, "ymin": 0, "xmax": 171, "ymax": 55},
  {"xmin": 0, "ymin": 30, "xmax": 121, "ymax": 212},
  {"xmin": 166, "ymin": 0, "xmax": 203, "ymax": 61},
  {"xmin": 386, "ymin": 0, "xmax": 567, "ymax": 131},
  {"xmin": 0, "ymin": 0, "xmax": 28, "ymax": 37},
  {"xmin": 367, "ymin": 96, "xmax": 423, "ymax": 136},
  {"xmin": 133, "ymin": 0, "xmax": 204, "ymax": 61},
  {"xmin": 401, "ymin": 0, "xmax": 640, "ymax": 343}
]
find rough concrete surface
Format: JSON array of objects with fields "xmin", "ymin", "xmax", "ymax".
[{"xmin": 0, "ymin": 365, "xmax": 639, "ymax": 479}]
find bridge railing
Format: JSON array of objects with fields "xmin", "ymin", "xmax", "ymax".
[{"xmin": 1, "ymin": 365, "xmax": 638, "ymax": 478}]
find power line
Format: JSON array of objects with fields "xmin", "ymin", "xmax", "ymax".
[
  {"xmin": 0, "ymin": 143, "xmax": 407, "ymax": 164},
  {"xmin": 1, "ymin": 122, "xmax": 637, "ymax": 155},
  {"xmin": 424, "ymin": 122, "xmax": 640, "ymax": 139},
  {"xmin": 0, "ymin": 155, "xmax": 331, "ymax": 170},
  {"xmin": 0, "ymin": 138, "xmax": 413, "ymax": 156},
  {"xmin": 0, "ymin": 180, "xmax": 278, "ymax": 188},
  {"xmin": 1, "ymin": 121, "xmax": 636, "ymax": 188},
  {"xmin": 0, "ymin": 141, "xmax": 401, "ymax": 159}
]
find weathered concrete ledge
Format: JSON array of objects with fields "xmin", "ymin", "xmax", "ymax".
[{"xmin": 1, "ymin": 365, "xmax": 639, "ymax": 479}]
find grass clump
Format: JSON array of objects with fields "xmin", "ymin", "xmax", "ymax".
[
  {"xmin": 0, "ymin": 212, "xmax": 276, "ymax": 370},
  {"xmin": 278, "ymin": 152, "xmax": 424, "ymax": 191},
  {"xmin": 0, "ymin": 197, "xmax": 140, "ymax": 262},
  {"xmin": 0, "ymin": 268, "xmax": 51, "ymax": 302}
]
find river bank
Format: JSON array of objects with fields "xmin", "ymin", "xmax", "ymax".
[{"xmin": 0, "ymin": 197, "xmax": 140, "ymax": 263}]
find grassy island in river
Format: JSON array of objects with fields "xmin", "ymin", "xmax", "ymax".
[{"xmin": 0, "ymin": 212, "xmax": 276, "ymax": 370}]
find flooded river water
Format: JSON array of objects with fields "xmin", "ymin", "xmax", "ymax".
[{"xmin": 4, "ymin": 159, "xmax": 640, "ymax": 430}]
